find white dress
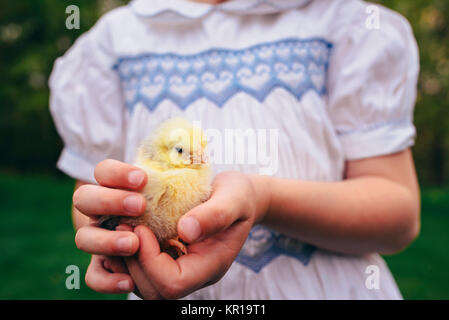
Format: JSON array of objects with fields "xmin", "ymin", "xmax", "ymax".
[{"xmin": 49, "ymin": 0, "xmax": 419, "ymax": 299}]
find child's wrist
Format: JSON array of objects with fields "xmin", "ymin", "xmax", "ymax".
[{"xmin": 247, "ymin": 173, "xmax": 272, "ymax": 225}]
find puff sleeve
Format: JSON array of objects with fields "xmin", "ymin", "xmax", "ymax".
[
  {"xmin": 49, "ymin": 16, "xmax": 125, "ymax": 183},
  {"xmin": 328, "ymin": 6, "xmax": 420, "ymax": 160}
]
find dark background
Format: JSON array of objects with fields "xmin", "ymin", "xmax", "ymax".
[{"xmin": 0, "ymin": 0, "xmax": 448, "ymax": 299}]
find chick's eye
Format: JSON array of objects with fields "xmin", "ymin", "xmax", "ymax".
[{"xmin": 175, "ymin": 147, "xmax": 183, "ymax": 154}]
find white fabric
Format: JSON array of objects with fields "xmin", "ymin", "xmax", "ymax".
[{"xmin": 49, "ymin": 0, "xmax": 419, "ymax": 299}]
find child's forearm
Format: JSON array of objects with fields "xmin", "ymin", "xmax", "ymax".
[{"xmin": 250, "ymin": 171, "xmax": 420, "ymax": 255}]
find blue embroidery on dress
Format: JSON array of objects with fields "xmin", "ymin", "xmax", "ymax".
[
  {"xmin": 235, "ymin": 225, "xmax": 316, "ymax": 273},
  {"xmin": 113, "ymin": 38, "xmax": 333, "ymax": 111}
]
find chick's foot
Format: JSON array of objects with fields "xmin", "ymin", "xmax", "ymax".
[{"xmin": 163, "ymin": 237, "xmax": 188, "ymax": 258}]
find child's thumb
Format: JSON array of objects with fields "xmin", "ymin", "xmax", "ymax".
[{"xmin": 178, "ymin": 201, "xmax": 239, "ymax": 243}]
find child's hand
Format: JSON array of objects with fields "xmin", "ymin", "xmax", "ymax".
[
  {"xmin": 73, "ymin": 160, "xmax": 149, "ymax": 294},
  {"xmin": 74, "ymin": 159, "xmax": 269, "ymax": 297},
  {"xmin": 125, "ymin": 171, "xmax": 268, "ymax": 299}
]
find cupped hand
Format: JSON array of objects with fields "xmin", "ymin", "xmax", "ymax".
[
  {"xmin": 125, "ymin": 171, "xmax": 270, "ymax": 300},
  {"xmin": 72, "ymin": 159, "xmax": 148, "ymax": 294}
]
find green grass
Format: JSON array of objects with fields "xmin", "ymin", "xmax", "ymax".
[
  {"xmin": 383, "ymin": 187, "xmax": 449, "ymax": 299},
  {"xmin": 0, "ymin": 173, "xmax": 125, "ymax": 300},
  {"xmin": 0, "ymin": 173, "xmax": 448, "ymax": 299}
]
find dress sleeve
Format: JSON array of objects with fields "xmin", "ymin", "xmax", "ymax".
[
  {"xmin": 327, "ymin": 6, "xmax": 420, "ymax": 160},
  {"xmin": 49, "ymin": 16, "xmax": 126, "ymax": 183}
]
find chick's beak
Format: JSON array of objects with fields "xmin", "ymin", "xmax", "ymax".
[
  {"xmin": 200, "ymin": 152, "xmax": 208, "ymax": 164},
  {"xmin": 190, "ymin": 151, "xmax": 207, "ymax": 164}
]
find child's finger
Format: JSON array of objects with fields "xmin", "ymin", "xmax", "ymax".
[
  {"xmin": 104, "ymin": 256, "xmax": 129, "ymax": 274},
  {"xmin": 133, "ymin": 224, "xmax": 246, "ymax": 300},
  {"xmin": 73, "ymin": 184, "xmax": 146, "ymax": 217},
  {"xmin": 116, "ymin": 224, "xmax": 133, "ymax": 232},
  {"xmin": 86, "ymin": 255, "xmax": 134, "ymax": 294},
  {"xmin": 134, "ymin": 225, "xmax": 187, "ymax": 299},
  {"xmin": 124, "ymin": 257, "xmax": 163, "ymax": 300},
  {"xmin": 178, "ymin": 193, "xmax": 242, "ymax": 244},
  {"xmin": 177, "ymin": 172, "xmax": 255, "ymax": 244},
  {"xmin": 94, "ymin": 159, "xmax": 147, "ymax": 190},
  {"xmin": 75, "ymin": 225, "xmax": 139, "ymax": 256}
]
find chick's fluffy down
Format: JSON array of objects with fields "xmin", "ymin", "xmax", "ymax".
[
  {"xmin": 99, "ymin": 118, "xmax": 212, "ymax": 248},
  {"xmin": 120, "ymin": 164, "xmax": 211, "ymax": 243}
]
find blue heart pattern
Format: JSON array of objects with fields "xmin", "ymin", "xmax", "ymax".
[
  {"xmin": 113, "ymin": 38, "xmax": 333, "ymax": 111},
  {"xmin": 236, "ymin": 225, "xmax": 316, "ymax": 273}
]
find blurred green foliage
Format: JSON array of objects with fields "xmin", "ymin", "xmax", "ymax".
[
  {"xmin": 0, "ymin": 172, "xmax": 126, "ymax": 299},
  {"xmin": 0, "ymin": 0, "xmax": 448, "ymax": 184},
  {"xmin": 0, "ymin": 0, "xmax": 125, "ymax": 175}
]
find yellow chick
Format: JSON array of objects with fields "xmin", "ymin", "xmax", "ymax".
[{"xmin": 100, "ymin": 118, "xmax": 212, "ymax": 256}]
